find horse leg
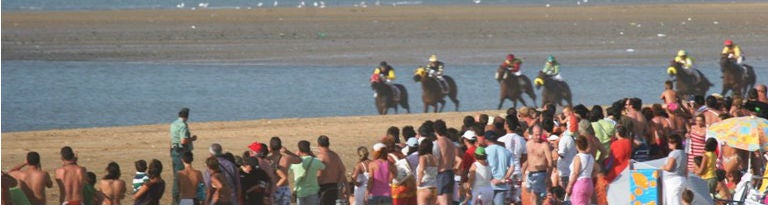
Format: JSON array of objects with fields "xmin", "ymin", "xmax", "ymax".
[
  {"xmin": 452, "ymin": 97, "xmax": 460, "ymax": 112},
  {"xmin": 438, "ymin": 99, "xmax": 446, "ymax": 113},
  {"xmin": 423, "ymin": 102, "xmax": 429, "ymax": 113},
  {"xmin": 498, "ymin": 97, "xmax": 505, "ymax": 110},
  {"xmin": 393, "ymin": 105, "xmax": 398, "ymax": 114}
]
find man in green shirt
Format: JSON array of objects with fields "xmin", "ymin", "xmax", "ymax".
[
  {"xmin": 289, "ymin": 140, "xmax": 326, "ymax": 205},
  {"xmin": 170, "ymin": 108, "xmax": 197, "ymax": 205}
]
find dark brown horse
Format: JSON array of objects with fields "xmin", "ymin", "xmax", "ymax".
[
  {"xmin": 666, "ymin": 61, "xmax": 712, "ymax": 99},
  {"xmin": 496, "ymin": 67, "xmax": 537, "ymax": 109},
  {"xmin": 534, "ymin": 71, "xmax": 572, "ymax": 107},
  {"xmin": 413, "ymin": 66, "xmax": 459, "ymax": 113},
  {"xmin": 720, "ymin": 54, "xmax": 756, "ymax": 97},
  {"xmin": 370, "ymin": 74, "xmax": 410, "ymax": 115}
]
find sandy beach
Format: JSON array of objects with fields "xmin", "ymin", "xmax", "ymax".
[{"xmin": 3, "ymin": 2, "xmax": 768, "ymax": 204}]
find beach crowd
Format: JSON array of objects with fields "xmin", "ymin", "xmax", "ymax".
[{"xmin": 3, "ymin": 83, "xmax": 768, "ymax": 205}]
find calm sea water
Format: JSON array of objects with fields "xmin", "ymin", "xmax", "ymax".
[
  {"xmin": 3, "ymin": 60, "xmax": 766, "ymax": 132},
  {"xmin": 1, "ymin": 0, "xmax": 748, "ymax": 11}
]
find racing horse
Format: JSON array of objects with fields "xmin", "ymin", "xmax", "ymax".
[
  {"xmin": 667, "ymin": 60, "xmax": 712, "ymax": 100},
  {"xmin": 413, "ymin": 66, "xmax": 459, "ymax": 113},
  {"xmin": 719, "ymin": 53, "xmax": 756, "ymax": 97},
  {"xmin": 534, "ymin": 71, "xmax": 572, "ymax": 107},
  {"xmin": 496, "ymin": 67, "xmax": 537, "ymax": 109},
  {"xmin": 371, "ymin": 74, "xmax": 410, "ymax": 115}
]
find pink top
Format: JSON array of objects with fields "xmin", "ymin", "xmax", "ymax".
[{"xmin": 370, "ymin": 160, "xmax": 391, "ymax": 197}]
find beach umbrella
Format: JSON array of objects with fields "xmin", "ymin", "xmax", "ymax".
[{"xmin": 706, "ymin": 116, "xmax": 768, "ymax": 152}]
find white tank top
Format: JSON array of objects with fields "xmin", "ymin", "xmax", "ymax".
[
  {"xmin": 570, "ymin": 153, "xmax": 594, "ymax": 180},
  {"xmin": 472, "ymin": 161, "xmax": 492, "ymax": 189},
  {"xmin": 356, "ymin": 162, "xmax": 370, "ymax": 187}
]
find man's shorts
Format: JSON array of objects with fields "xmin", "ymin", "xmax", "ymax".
[
  {"xmin": 437, "ymin": 170, "xmax": 455, "ymax": 195},
  {"xmin": 273, "ymin": 185, "xmax": 291, "ymax": 205},
  {"xmin": 526, "ymin": 171, "xmax": 548, "ymax": 196}
]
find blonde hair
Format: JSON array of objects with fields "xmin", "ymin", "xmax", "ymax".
[{"xmin": 357, "ymin": 146, "xmax": 369, "ymax": 162}]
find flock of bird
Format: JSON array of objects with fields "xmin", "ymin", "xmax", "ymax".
[{"xmin": 173, "ymin": 0, "xmax": 489, "ymax": 9}]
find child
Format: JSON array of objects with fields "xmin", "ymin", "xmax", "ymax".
[
  {"xmin": 466, "ymin": 146, "xmax": 492, "ymax": 205},
  {"xmin": 84, "ymin": 171, "xmax": 102, "ymax": 205},
  {"xmin": 682, "ymin": 189, "xmax": 694, "ymax": 205},
  {"xmin": 714, "ymin": 169, "xmax": 732, "ymax": 201},
  {"xmin": 543, "ymin": 186, "xmax": 565, "ymax": 205},
  {"xmin": 133, "ymin": 160, "xmax": 149, "ymax": 193},
  {"xmin": 696, "ymin": 138, "xmax": 718, "ymax": 196}
]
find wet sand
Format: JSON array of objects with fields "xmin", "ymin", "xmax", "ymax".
[
  {"xmin": 3, "ymin": 2, "xmax": 768, "ymax": 204},
  {"xmin": 3, "ymin": 3, "xmax": 768, "ymax": 66}
]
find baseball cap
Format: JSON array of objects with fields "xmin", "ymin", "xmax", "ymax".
[
  {"xmin": 462, "ymin": 130, "xmax": 477, "ymax": 141},
  {"xmin": 248, "ymin": 142, "xmax": 265, "ymax": 155},
  {"xmin": 373, "ymin": 143, "xmax": 386, "ymax": 152},
  {"xmin": 474, "ymin": 146, "xmax": 486, "ymax": 156}
]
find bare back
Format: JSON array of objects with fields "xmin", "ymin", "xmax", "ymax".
[
  {"xmin": 177, "ymin": 169, "xmax": 202, "ymax": 200},
  {"xmin": 99, "ymin": 179, "xmax": 126, "ymax": 205},
  {"xmin": 660, "ymin": 89, "xmax": 678, "ymax": 105},
  {"xmin": 55, "ymin": 164, "xmax": 85, "ymax": 203},
  {"xmin": 9, "ymin": 168, "xmax": 52, "ymax": 205},
  {"xmin": 271, "ymin": 152, "xmax": 299, "ymax": 187},
  {"xmin": 317, "ymin": 149, "xmax": 345, "ymax": 184},
  {"xmin": 436, "ymin": 137, "xmax": 456, "ymax": 172},
  {"xmin": 525, "ymin": 141, "xmax": 552, "ymax": 172}
]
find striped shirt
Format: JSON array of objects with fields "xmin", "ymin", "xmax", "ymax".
[{"xmin": 133, "ymin": 172, "xmax": 149, "ymax": 193}]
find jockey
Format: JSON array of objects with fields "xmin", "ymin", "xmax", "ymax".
[
  {"xmin": 722, "ymin": 40, "xmax": 744, "ymax": 65},
  {"xmin": 542, "ymin": 55, "xmax": 563, "ymax": 81},
  {"xmin": 373, "ymin": 61, "xmax": 396, "ymax": 82},
  {"xmin": 722, "ymin": 39, "xmax": 748, "ymax": 79},
  {"xmin": 674, "ymin": 50, "xmax": 700, "ymax": 83},
  {"xmin": 500, "ymin": 54, "xmax": 523, "ymax": 77},
  {"xmin": 426, "ymin": 54, "xmax": 445, "ymax": 79}
]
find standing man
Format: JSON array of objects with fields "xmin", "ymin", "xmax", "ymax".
[
  {"xmin": 170, "ymin": 107, "xmax": 197, "ymax": 205},
  {"xmin": 8, "ymin": 151, "xmax": 53, "ymax": 205},
  {"xmin": 55, "ymin": 146, "xmax": 86, "ymax": 205},
  {"xmin": 268, "ymin": 137, "xmax": 301, "ymax": 205},
  {"xmin": 290, "ymin": 140, "xmax": 326, "ymax": 205},
  {"xmin": 434, "ymin": 120, "xmax": 457, "ymax": 205},
  {"xmin": 206, "ymin": 143, "xmax": 242, "ymax": 205},
  {"xmin": 316, "ymin": 135, "xmax": 347, "ymax": 205},
  {"xmin": 480, "ymin": 131, "xmax": 515, "ymax": 205},
  {"xmin": 524, "ymin": 124, "xmax": 554, "ymax": 205}
]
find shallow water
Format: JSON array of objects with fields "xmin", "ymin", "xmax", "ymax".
[{"xmin": 3, "ymin": 60, "xmax": 766, "ymax": 131}]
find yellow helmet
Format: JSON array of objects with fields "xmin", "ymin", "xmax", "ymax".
[
  {"xmin": 429, "ymin": 55, "xmax": 437, "ymax": 62},
  {"xmin": 677, "ymin": 50, "xmax": 687, "ymax": 57}
]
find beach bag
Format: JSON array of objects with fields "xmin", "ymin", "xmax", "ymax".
[{"xmin": 390, "ymin": 153, "xmax": 414, "ymax": 185}]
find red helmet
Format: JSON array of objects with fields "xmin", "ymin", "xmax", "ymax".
[
  {"xmin": 507, "ymin": 54, "xmax": 515, "ymax": 61},
  {"xmin": 724, "ymin": 40, "xmax": 733, "ymax": 46}
]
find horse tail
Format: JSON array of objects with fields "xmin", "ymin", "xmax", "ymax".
[
  {"xmin": 443, "ymin": 76, "xmax": 460, "ymax": 111},
  {"xmin": 395, "ymin": 84, "xmax": 410, "ymax": 113}
]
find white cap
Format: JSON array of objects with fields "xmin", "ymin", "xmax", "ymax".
[
  {"xmin": 462, "ymin": 130, "xmax": 477, "ymax": 140},
  {"xmin": 547, "ymin": 134, "xmax": 560, "ymax": 141},
  {"xmin": 373, "ymin": 143, "xmax": 387, "ymax": 152}
]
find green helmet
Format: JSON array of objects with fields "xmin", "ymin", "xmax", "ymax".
[{"xmin": 547, "ymin": 55, "xmax": 556, "ymax": 62}]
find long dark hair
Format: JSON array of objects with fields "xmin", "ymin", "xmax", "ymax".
[{"xmin": 103, "ymin": 162, "xmax": 121, "ymax": 180}]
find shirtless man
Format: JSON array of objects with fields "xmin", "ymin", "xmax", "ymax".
[
  {"xmin": 625, "ymin": 98, "xmax": 649, "ymax": 142},
  {"xmin": 524, "ymin": 124, "xmax": 554, "ymax": 205},
  {"xmin": 177, "ymin": 152, "xmax": 203, "ymax": 205},
  {"xmin": 8, "ymin": 151, "xmax": 53, "ymax": 205},
  {"xmin": 660, "ymin": 80, "xmax": 678, "ymax": 105},
  {"xmin": 55, "ymin": 146, "xmax": 86, "ymax": 205},
  {"xmin": 433, "ymin": 120, "xmax": 457, "ymax": 205},
  {"xmin": 267, "ymin": 137, "xmax": 301, "ymax": 205},
  {"xmin": 703, "ymin": 95, "xmax": 723, "ymax": 126},
  {"xmin": 315, "ymin": 135, "xmax": 347, "ymax": 205},
  {"xmin": 99, "ymin": 162, "xmax": 126, "ymax": 205}
]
